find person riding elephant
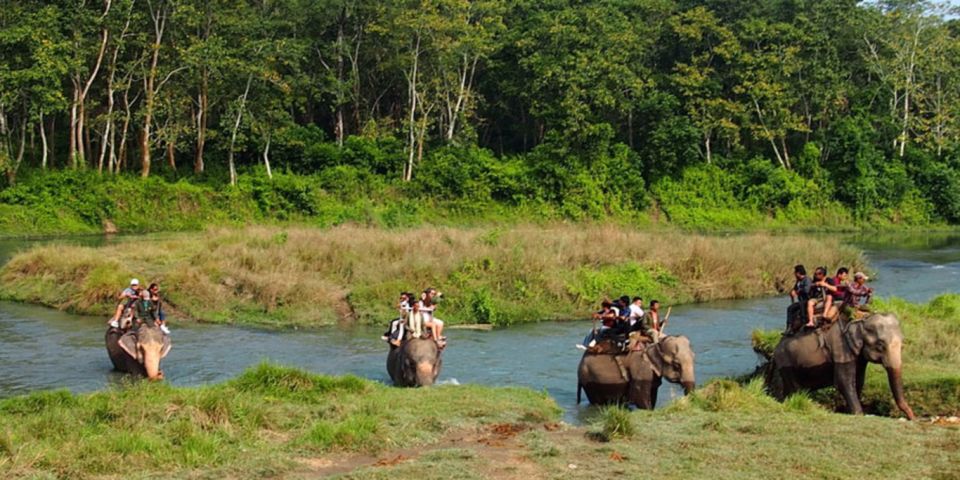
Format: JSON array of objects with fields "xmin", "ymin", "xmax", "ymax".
[
  {"xmin": 771, "ymin": 313, "xmax": 915, "ymax": 419},
  {"xmin": 387, "ymin": 337, "xmax": 442, "ymax": 387},
  {"xmin": 577, "ymin": 335, "xmax": 696, "ymax": 409},
  {"xmin": 105, "ymin": 322, "xmax": 171, "ymax": 380}
]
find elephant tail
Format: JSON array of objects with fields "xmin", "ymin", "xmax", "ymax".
[{"xmin": 576, "ymin": 382, "xmax": 582, "ymax": 404}]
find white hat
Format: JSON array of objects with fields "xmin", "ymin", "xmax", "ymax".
[
  {"xmin": 854, "ymin": 272, "xmax": 869, "ymax": 280},
  {"xmin": 130, "ymin": 278, "xmax": 140, "ymax": 286}
]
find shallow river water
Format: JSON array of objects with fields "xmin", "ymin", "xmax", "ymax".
[{"xmin": 1, "ymin": 233, "xmax": 958, "ymax": 421}]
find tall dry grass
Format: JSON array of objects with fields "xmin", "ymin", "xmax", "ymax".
[{"xmin": 0, "ymin": 225, "xmax": 863, "ymax": 327}]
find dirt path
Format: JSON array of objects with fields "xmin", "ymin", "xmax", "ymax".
[{"xmin": 288, "ymin": 422, "xmax": 567, "ymax": 479}]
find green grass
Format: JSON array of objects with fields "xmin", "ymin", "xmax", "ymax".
[
  {"xmin": 521, "ymin": 387, "xmax": 960, "ymax": 479},
  {"xmin": 342, "ymin": 377, "xmax": 960, "ymax": 479},
  {"xmin": 0, "ymin": 225, "xmax": 862, "ymax": 328},
  {"xmin": 751, "ymin": 294, "xmax": 960, "ymax": 417},
  {"xmin": 0, "ymin": 363, "xmax": 560, "ymax": 479}
]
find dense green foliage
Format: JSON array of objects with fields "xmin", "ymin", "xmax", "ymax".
[{"xmin": 1, "ymin": 1, "xmax": 960, "ymax": 230}]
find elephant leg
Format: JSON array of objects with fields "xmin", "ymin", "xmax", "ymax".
[
  {"xmin": 650, "ymin": 377, "xmax": 663, "ymax": 408},
  {"xmin": 631, "ymin": 380, "xmax": 654, "ymax": 409},
  {"xmin": 778, "ymin": 368, "xmax": 799, "ymax": 401},
  {"xmin": 834, "ymin": 361, "xmax": 863, "ymax": 415},
  {"xmin": 855, "ymin": 360, "xmax": 867, "ymax": 400}
]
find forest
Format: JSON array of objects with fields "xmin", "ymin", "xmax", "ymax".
[{"xmin": 2, "ymin": 0, "xmax": 960, "ymax": 230}]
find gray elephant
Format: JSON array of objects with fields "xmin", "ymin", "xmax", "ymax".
[
  {"xmin": 577, "ymin": 336, "xmax": 696, "ymax": 409},
  {"xmin": 772, "ymin": 313, "xmax": 915, "ymax": 419},
  {"xmin": 386, "ymin": 338, "xmax": 442, "ymax": 387},
  {"xmin": 105, "ymin": 323, "xmax": 171, "ymax": 380}
]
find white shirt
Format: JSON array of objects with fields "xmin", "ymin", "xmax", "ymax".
[
  {"xmin": 418, "ymin": 300, "xmax": 436, "ymax": 322},
  {"xmin": 628, "ymin": 304, "xmax": 645, "ymax": 325}
]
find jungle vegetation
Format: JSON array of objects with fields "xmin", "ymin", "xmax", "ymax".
[{"xmin": 1, "ymin": 1, "xmax": 960, "ymax": 232}]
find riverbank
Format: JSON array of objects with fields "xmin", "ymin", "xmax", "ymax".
[
  {"xmin": 0, "ymin": 363, "xmax": 560, "ymax": 478},
  {"xmin": 2, "ymin": 364, "xmax": 957, "ymax": 479},
  {"xmin": 752, "ymin": 294, "xmax": 960, "ymax": 417},
  {"xmin": 0, "ymin": 225, "xmax": 862, "ymax": 328}
]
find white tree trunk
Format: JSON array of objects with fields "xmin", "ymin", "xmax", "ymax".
[
  {"xmin": 228, "ymin": 75, "xmax": 254, "ymax": 186},
  {"xmin": 263, "ymin": 133, "xmax": 272, "ymax": 179},
  {"xmin": 39, "ymin": 112, "xmax": 48, "ymax": 170}
]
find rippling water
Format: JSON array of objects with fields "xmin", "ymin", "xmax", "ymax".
[{"xmin": 1, "ymin": 233, "xmax": 958, "ymax": 421}]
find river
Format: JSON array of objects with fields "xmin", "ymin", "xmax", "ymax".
[{"xmin": 1, "ymin": 233, "xmax": 958, "ymax": 421}]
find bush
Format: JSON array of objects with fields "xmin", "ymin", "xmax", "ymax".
[{"xmin": 652, "ymin": 164, "xmax": 764, "ymax": 228}]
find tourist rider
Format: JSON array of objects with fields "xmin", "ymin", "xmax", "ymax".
[
  {"xmin": 628, "ymin": 297, "xmax": 644, "ymax": 328},
  {"xmin": 806, "ymin": 266, "xmax": 834, "ymax": 328},
  {"xmin": 407, "ymin": 299, "xmax": 425, "ymax": 340},
  {"xmin": 841, "ymin": 272, "xmax": 874, "ymax": 319},
  {"xmin": 617, "ymin": 295, "xmax": 631, "ymax": 333},
  {"xmin": 383, "ymin": 291, "xmax": 412, "ymax": 344},
  {"xmin": 420, "ymin": 288, "xmax": 446, "ymax": 346},
  {"xmin": 108, "ymin": 278, "xmax": 141, "ymax": 328},
  {"xmin": 827, "ymin": 267, "xmax": 849, "ymax": 305},
  {"xmin": 579, "ymin": 300, "xmax": 619, "ymax": 349},
  {"xmin": 148, "ymin": 283, "xmax": 170, "ymax": 335},
  {"xmin": 637, "ymin": 299, "xmax": 662, "ymax": 343},
  {"xmin": 787, "ymin": 265, "xmax": 811, "ymax": 330},
  {"xmin": 133, "ymin": 289, "xmax": 157, "ymax": 327}
]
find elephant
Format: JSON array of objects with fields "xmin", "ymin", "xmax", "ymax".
[
  {"xmin": 105, "ymin": 323, "xmax": 171, "ymax": 380},
  {"xmin": 386, "ymin": 338, "xmax": 442, "ymax": 387},
  {"xmin": 772, "ymin": 313, "xmax": 915, "ymax": 419},
  {"xmin": 577, "ymin": 335, "xmax": 696, "ymax": 409}
]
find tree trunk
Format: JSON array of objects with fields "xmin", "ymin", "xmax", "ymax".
[
  {"xmin": 69, "ymin": 84, "xmax": 79, "ymax": 167},
  {"xmin": 704, "ymin": 133, "xmax": 712, "ymax": 164},
  {"xmin": 405, "ymin": 31, "xmax": 421, "ymax": 182},
  {"xmin": 228, "ymin": 75, "xmax": 254, "ymax": 187},
  {"xmin": 335, "ymin": 14, "xmax": 345, "ymax": 147},
  {"xmin": 194, "ymin": 71, "xmax": 208, "ymax": 174},
  {"xmin": 166, "ymin": 139, "xmax": 176, "ymax": 170},
  {"xmin": 119, "ymin": 87, "xmax": 133, "ymax": 172},
  {"xmin": 263, "ymin": 133, "xmax": 272, "ymax": 179},
  {"xmin": 76, "ymin": 0, "xmax": 111, "ymax": 168},
  {"xmin": 446, "ymin": 54, "xmax": 477, "ymax": 141},
  {"xmin": 141, "ymin": 0, "xmax": 166, "ymax": 178},
  {"xmin": 40, "ymin": 112, "xmax": 48, "ymax": 170}
]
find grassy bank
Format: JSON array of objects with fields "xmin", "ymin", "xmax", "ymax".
[
  {"xmin": 0, "ymin": 225, "xmax": 862, "ymax": 327},
  {"xmin": 0, "ymin": 364, "xmax": 559, "ymax": 479},
  {"xmin": 752, "ymin": 294, "xmax": 960, "ymax": 417},
  {"xmin": 509, "ymin": 380, "xmax": 960, "ymax": 480},
  {"xmin": 3, "ymin": 366, "xmax": 957, "ymax": 479}
]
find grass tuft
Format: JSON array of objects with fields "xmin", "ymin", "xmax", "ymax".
[
  {"xmin": 590, "ymin": 405, "xmax": 635, "ymax": 442},
  {"xmin": 751, "ymin": 329, "xmax": 782, "ymax": 360}
]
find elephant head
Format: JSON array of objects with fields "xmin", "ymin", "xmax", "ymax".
[
  {"xmin": 647, "ymin": 336, "xmax": 697, "ymax": 394},
  {"xmin": 625, "ymin": 335, "xmax": 696, "ymax": 409},
  {"xmin": 389, "ymin": 338, "xmax": 441, "ymax": 387},
  {"xmin": 119, "ymin": 323, "xmax": 171, "ymax": 381},
  {"xmin": 845, "ymin": 313, "xmax": 915, "ymax": 419}
]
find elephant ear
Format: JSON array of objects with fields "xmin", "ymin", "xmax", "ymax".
[
  {"xmin": 843, "ymin": 321, "xmax": 865, "ymax": 356},
  {"xmin": 645, "ymin": 344, "xmax": 664, "ymax": 377},
  {"xmin": 118, "ymin": 333, "xmax": 141, "ymax": 363},
  {"xmin": 160, "ymin": 335, "xmax": 172, "ymax": 359}
]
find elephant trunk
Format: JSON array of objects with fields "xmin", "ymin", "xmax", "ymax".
[
  {"xmin": 142, "ymin": 348, "xmax": 163, "ymax": 381},
  {"xmin": 415, "ymin": 361, "xmax": 435, "ymax": 387},
  {"xmin": 885, "ymin": 367, "xmax": 915, "ymax": 420},
  {"xmin": 681, "ymin": 381, "xmax": 695, "ymax": 395}
]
